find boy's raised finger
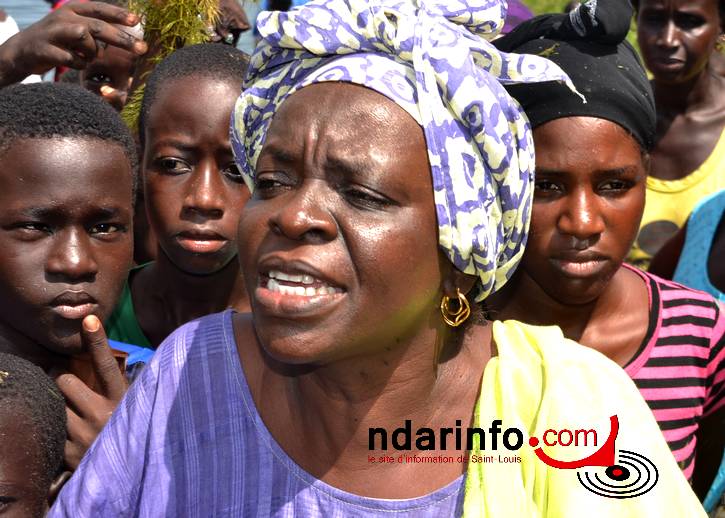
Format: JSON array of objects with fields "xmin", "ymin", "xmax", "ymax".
[
  {"xmin": 82, "ymin": 315, "xmax": 128, "ymax": 401},
  {"xmin": 70, "ymin": 1, "xmax": 141, "ymax": 28}
]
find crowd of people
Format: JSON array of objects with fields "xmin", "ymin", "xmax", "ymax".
[{"xmin": 0, "ymin": 0, "xmax": 722, "ymax": 516}]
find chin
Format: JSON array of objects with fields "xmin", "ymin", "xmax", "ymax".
[
  {"xmin": 550, "ymin": 282, "xmax": 607, "ymax": 307},
  {"xmin": 257, "ymin": 328, "xmax": 341, "ymax": 367},
  {"xmin": 43, "ymin": 334, "xmax": 84, "ymax": 357},
  {"xmin": 176, "ymin": 255, "xmax": 236, "ymax": 277}
]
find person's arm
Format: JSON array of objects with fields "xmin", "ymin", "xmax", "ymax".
[
  {"xmin": 0, "ymin": 2, "xmax": 146, "ymax": 87},
  {"xmin": 694, "ymin": 310, "xmax": 725, "ymax": 498},
  {"xmin": 48, "ymin": 331, "xmax": 162, "ymax": 517},
  {"xmin": 648, "ymin": 218, "xmax": 688, "ymax": 279},
  {"xmin": 52, "ymin": 316, "xmax": 129, "ymax": 470}
]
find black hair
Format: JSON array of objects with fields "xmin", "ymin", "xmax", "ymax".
[
  {"xmin": 139, "ymin": 43, "xmax": 249, "ymax": 144},
  {"xmin": 0, "ymin": 353, "xmax": 66, "ymax": 485},
  {"xmin": 0, "ymin": 83, "xmax": 139, "ymax": 198},
  {"xmin": 268, "ymin": 0, "xmax": 293, "ymax": 11}
]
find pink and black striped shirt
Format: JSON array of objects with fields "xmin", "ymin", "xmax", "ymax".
[{"xmin": 624, "ymin": 264, "xmax": 725, "ymax": 481}]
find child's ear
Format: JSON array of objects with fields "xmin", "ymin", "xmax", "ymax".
[{"xmin": 47, "ymin": 470, "xmax": 72, "ymax": 506}]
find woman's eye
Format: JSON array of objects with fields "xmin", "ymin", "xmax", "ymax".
[
  {"xmin": 599, "ymin": 180, "xmax": 630, "ymax": 192},
  {"xmin": 223, "ymin": 163, "xmax": 244, "ymax": 182},
  {"xmin": 157, "ymin": 158, "xmax": 191, "ymax": 175},
  {"xmin": 676, "ymin": 14, "xmax": 704, "ymax": 30},
  {"xmin": 0, "ymin": 496, "xmax": 14, "ymax": 512},
  {"xmin": 534, "ymin": 180, "xmax": 562, "ymax": 193},
  {"xmin": 13, "ymin": 222, "xmax": 50, "ymax": 236},
  {"xmin": 254, "ymin": 170, "xmax": 293, "ymax": 193},
  {"xmin": 342, "ymin": 187, "xmax": 391, "ymax": 209}
]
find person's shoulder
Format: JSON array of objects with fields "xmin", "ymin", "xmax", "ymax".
[
  {"xmin": 493, "ymin": 319, "xmax": 627, "ymax": 371},
  {"xmin": 156, "ymin": 310, "xmax": 234, "ymax": 359},
  {"xmin": 642, "ymin": 268, "xmax": 722, "ymax": 316},
  {"xmin": 140, "ymin": 310, "xmax": 235, "ymax": 382}
]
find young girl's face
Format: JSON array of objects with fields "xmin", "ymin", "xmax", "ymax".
[
  {"xmin": 637, "ymin": 0, "xmax": 723, "ymax": 84},
  {"xmin": 142, "ymin": 75, "xmax": 249, "ymax": 275},
  {"xmin": 0, "ymin": 138, "xmax": 134, "ymax": 355},
  {"xmin": 520, "ymin": 117, "xmax": 646, "ymax": 306}
]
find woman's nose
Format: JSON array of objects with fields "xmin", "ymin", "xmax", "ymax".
[
  {"xmin": 557, "ymin": 190, "xmax": 605, "ymax": 244},
  {"xmin": 269, "ymin": 181, "xmax": 337, "ymax": 243}
]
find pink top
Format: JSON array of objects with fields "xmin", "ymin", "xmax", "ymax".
[{"xmin": 624, "ymin": 263, "xmax": 725, "ymax": 480}]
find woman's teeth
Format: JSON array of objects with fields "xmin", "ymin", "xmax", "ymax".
[
  {"xmin": 266, "ymin": 270, "xmax": 343, "ymax": 296},
  {"xmin": 269, "ymin": 270, "xmax": 316, "ymax": 284}
]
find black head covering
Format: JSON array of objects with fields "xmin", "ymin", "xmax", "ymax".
[{"xmin": 494, "ymin": 0, "xmax": 656, "ymax": 150}]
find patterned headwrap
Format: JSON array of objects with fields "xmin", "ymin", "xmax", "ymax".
[{"xmin": 231, "ymin": 0, "xmax": 574, "ymax": 301}]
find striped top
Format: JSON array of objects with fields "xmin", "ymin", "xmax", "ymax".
[{"xmin": 624, "ymin": 264, "xmax": 725, "ymax": 480}]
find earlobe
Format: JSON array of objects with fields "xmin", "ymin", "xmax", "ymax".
[
  {"xmin": 47, "ymin": 470, "xmax": 72, "ymax": 506},
  {"xmin": 442, "ymin": 270, "xmax": 478, "ymax": 298}
]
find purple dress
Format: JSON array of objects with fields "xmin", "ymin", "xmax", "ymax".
[{"xmin": 50, "ymin": 310, "xmax": 465, "ymax": 517}]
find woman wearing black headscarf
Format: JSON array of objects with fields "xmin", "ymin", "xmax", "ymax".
[{"xmin": 491, "ymin": 0, "xmax": 724, "ymax": 494}]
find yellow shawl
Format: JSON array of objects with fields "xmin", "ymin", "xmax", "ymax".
[{"xmin": 464, "ymin": 321, "xmax": 706, "ymax": 517}]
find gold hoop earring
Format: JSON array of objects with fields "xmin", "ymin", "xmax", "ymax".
[
  {"xmin": 440, "ymin": 288, "xmax": 471, "ymax": 327},
  {"xmin": 717, "ymin": 34, "xmax": 725, "ymax": 54}
]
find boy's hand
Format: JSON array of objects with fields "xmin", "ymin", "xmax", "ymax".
[
  {"xmin": 0, "ymin": 2, "xmax": 146, "ymax": 86},
  {"xmin": 53, "ymin": 315, "xmax": 128, "ymax": 470}
]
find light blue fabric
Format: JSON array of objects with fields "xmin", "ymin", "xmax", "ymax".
[
  {"xmin": 108, "ymin": 340, "xmax": 155, "ymax": 367},
  {"xmin": 704, "ymin": 451, "xmax": 725, "ymax": 512},
  {"xmin": 672, "ymin": 190, "xmax": 725, "ymax": 302}
]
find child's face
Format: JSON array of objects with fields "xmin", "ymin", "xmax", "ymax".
[
  {"xmin": 0, "ymin": 411, "xmax": 50, "ymax": 517},
  {"xmin": 142, "ymin": 76, "xmax": 250, "ymax": 275},
  {"xmin": 80, "ymin": 45, "xmax": 136, "ymax": 111},
  {"xmin": 0, "ymin": 138, "xmax": 134, "ymax": 356},
  {"xmin": 79, "ymin": 24, "xmax": 141, "ymax": 112}
]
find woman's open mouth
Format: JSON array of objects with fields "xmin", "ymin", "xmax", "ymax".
[{"xmin": 255, "ymin": 268, "xmax": 345, "ymax": 316}]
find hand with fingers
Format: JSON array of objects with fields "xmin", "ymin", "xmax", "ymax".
[
  {"xmin": 99, "ymin": 82, "xmax": 129, "ymax": 111},
  {"xmin": 0, "ymin": 1, "xmax": 146, "ymax": 87},
  {"xmin": 52, "ymin": 315, "xmax": 129, "ymax": 471}
]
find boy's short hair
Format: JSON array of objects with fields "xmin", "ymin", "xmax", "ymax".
[
  {"xmin": 0, "ymin": 352, "xmax": 66, "ymax": 484},
  {"xmin": 0, "ymin": 82, "xmax": 138, "ymax": 198},
  {"xmin": 139, "ymin": 43, "xmax": 249, "ymax": 142}
]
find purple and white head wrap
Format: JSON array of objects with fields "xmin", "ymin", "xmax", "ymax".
[{"xmin": 231, "ymin": 0, "xmax": 574, "ymax": 301}]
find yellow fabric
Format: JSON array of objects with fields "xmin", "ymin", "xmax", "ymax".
[
  {"xmin": 628, "ymin": 129, "xmax": 725, "ymax": 270},
  {"xmin": 463, "ymin": 320, "xmax": 705, "ymax": 517}
]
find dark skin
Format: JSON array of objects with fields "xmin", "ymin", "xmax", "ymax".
[
  {"xmin": 649, "ymin": 206, "xmax": 725, "ymax": 291},
  {"xmin": 0, "ymin": 410, "xmax": 53, "ymax": 518},
  {"xmin": 0, "ymin": 137, "xmax": 134, "ymax": 469},
  {"xmin": 490, "ymin": 117, "xmax": 649, "ymax": 366},
  {"xmin": 79, "ymin": 23, "xmax": 142, "ymax": 112},
  {"xmin": 234, "ymin": 83, "xmax": 492, "ymax": 498},
  {"xmin": 491, "ymin": 116, "xmax": 724, "ymax": 493},
  {"xmin": 212, "ymin": 0, "xmax": 250, "ymax": 46},
  {"xmin": 132, "ymin": 76, "xmax": 250, "ymax": 347},
  {"xmin": 0, "ymin": 2, "xmax": 146, "ymax": 87},
  {"xmin": 637, "ymin": 0, "xmax": 725, "ymax": 181}
]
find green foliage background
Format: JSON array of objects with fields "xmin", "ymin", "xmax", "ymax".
[{"xmin": 523, "ymin": 0, "xmax": 571, "ymax": 14}]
